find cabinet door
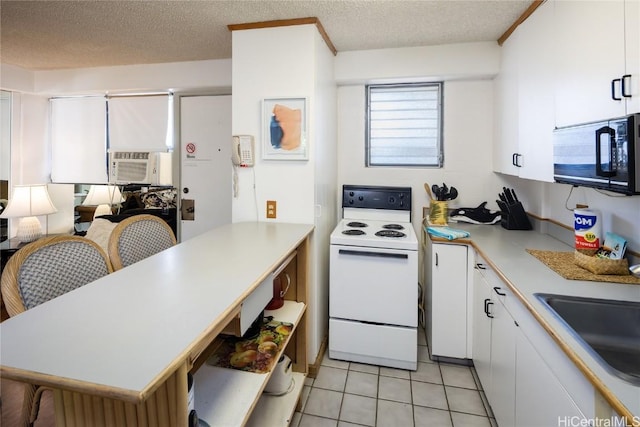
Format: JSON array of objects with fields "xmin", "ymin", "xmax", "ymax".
[
  {"xmin": 515, "ymin": 330, "xmax": 589, "ymax": 426},
  {"xmin": 489, "ymin": 293, "xmax": 517, "ymax": 427},
  {"xmin": 493, "ymin": 30, "xmax": 521, "ymax": 176},
  {"xmin": 430, "ymin": 243, "xmax": 468, "ymax": 359},
  {"xmin": 517, "ymin": 0, "xmax": 555, "ymax": 182},
  {"xmin": 555, "ymin": 0, "xmax": 627, "ymax": 126},
  {"xmin": 472, "ymin": 265, "xmax": 493, "ymax": 396},
  {"xmin": 625, "ymin": 0, "xmax": 640, "ymax": 114}
]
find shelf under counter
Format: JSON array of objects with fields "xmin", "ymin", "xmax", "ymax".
[{"xmin": 194, "ymin": 301, "xmax": 306, "ymax": 427}]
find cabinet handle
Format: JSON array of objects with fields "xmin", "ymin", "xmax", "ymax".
[
  {"xmin": 485, "ymin": 299, "xmax": 494, "ymax": 318},
  {"xmin": 475, "ymin": 263, "xmax": 486, "ymax": 270},
  {"xmin": 611, "ymin": 78, "xmax": 622, "ymax": 101},
  {"xmin": 621, "ymin": 74, "xmax": 632, "ymax": 98},
  {"xmin": 435, "ymin": 253, "xmax": 438, "ymax": 267},
  {"xmin": 493, "ymin": 286, "xmax": 506, "ymax": 296},
  {"xmin": 512, "ymin": 153, "xmax": 522, "ymax": 167}
]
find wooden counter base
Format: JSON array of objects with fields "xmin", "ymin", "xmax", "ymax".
[{"xmin": 53, "ymin": 364, "xmax": 188, "ymax": 427}]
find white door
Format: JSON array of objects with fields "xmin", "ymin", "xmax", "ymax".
[
  {"xmin": 430, "ymin": 243, "xmax": 468, "ymax": 358},
  {"xmin": 554, "ymin": 0, "xmax": 627, "ymax": 126},
  {"xmin": 179, "ymin": 95, "xmax": 232, "ymax": 241}
]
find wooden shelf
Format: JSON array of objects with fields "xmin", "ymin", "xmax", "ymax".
[{"xmin": 194, "ymin": 301, "xmax": 306, "ymax": 426}]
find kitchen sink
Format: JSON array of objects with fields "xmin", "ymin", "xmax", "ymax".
[{"xmin": 535, "ymin": 293, "xmax": 640, "ymax": 385}]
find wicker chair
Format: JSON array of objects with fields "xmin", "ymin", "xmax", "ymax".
[
  {"xmin": 107, "ymin": 214, "xmax": 177, "ymax": 271},
  {"xmin": 0, "ymin": 235, "xmax": 113, "ymax": 426}
]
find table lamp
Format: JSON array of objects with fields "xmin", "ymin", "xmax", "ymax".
[
  {"xmin": 82, "ymin": 185, "xmax": 124, "ymax": 219},
  {"xmin": 0, "ymin": 184, "xmax": 58, "ymax": 242}
]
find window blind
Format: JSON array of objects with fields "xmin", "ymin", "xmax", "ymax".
[
  {"xmin": 108, "ymin": 95, "xmax": 170, "ymax": 152},
  {"xmin": 50, "ymin": 97, "xmax": 108, "ymax": 184},
  {"xmin": 367, "ymin": 83, "xmax": 442, "ymax": 167}
]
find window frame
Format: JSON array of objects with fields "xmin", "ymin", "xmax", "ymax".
[{"xmin": 365, "ymin": 82, "xmax": 444, "ymax": 168}]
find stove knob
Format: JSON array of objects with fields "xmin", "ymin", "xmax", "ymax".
[
  {"xmin": 389, "ymin": 196, "xmax": 396, "ymax": 204},
  {"xmin": 358, "ymin": 196, "xmax": 364, "ymax": 201},
  {"xmin": 349, "ymin": 199, "xmax": 354, "ymax": 204},
  {"xmin": 349, "ymin": 191, "xmax": 355, "ymax": 197}
]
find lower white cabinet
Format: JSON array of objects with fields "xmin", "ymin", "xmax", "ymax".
[
  {"xmin": 472, "ymin": 260, "xmax": 516, "ymax": 427},
  {"xmin": 426, "ymin": 241, "xmax": 471, "ymax": 359},
  {"xmin": 515, "ymin": 329, "xmax": 589, "ymax": 427},
  {"xmin": 472, "ymin": 252, "xmax": 595, "ymax": 426}
]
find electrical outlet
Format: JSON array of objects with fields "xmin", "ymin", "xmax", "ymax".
[{"xmin": 266, "ymin": 200, "xmax": 277, "ymax": 219}]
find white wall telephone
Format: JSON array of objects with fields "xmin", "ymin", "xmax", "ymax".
[{"xmin": 232, "ymin": 135, "xmax": 255, "ymax": 167}]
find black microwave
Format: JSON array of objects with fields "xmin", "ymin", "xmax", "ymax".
[{"xmin": 553, "ymin": 113, "xmax": 640, "ymax": 195}]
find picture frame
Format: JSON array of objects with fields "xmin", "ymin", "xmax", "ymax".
[{"xmin": 262, "ymin": 97, "xmax": 308, "ymax": 160}]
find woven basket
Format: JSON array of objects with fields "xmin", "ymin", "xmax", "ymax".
[{"xmin": 574, "ymin": 250, "xmax": 629, "ymax": 275}]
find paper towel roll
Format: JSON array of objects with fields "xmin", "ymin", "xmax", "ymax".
[{"xmin": 574, "ymin": 208, "xmax": 601, "ymax": 252}]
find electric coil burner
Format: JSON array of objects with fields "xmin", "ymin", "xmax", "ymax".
[
  {"xmin": 382, "ymin": 224, "xmax": 404, "ymax": 230},
  {"xmin": 347, "ymin": 221, "xmax": 368, "ymax": 228},
  {"xmin": 329, "ymin": 185, "xmax": 418, "ymax": 370},
  {"xmin": 342, "ymin": 229, "xmax": 365, "ymax": 236},
  {"xmin": 375, "ymin": 229, "xmax": 406, "ymax": 238}
]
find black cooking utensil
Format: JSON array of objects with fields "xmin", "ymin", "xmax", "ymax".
[
  {"xmin": 448, "ymin": 187, "xmax": 458, "ymax": 200},
  {"xmin": 432, "ymin": 184, "xmax": 441, "ymax": 201}
]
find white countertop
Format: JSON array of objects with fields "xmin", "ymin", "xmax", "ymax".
[
  {"xmin": 0, "ymin": 221, "xmax": 314, "ymax": 402},
  {"xmin": 433, "ymin": 223, "xmax": 640, "ymax": 419}
]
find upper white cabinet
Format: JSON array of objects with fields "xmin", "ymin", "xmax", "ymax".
[
  {"xmin": 494, "ymin": 0, "xmax": 639, "ymax": 181},
  {"xmin": 493, "ymin": 0, "xmax": 555, "ymax": 182},
  {"xmin": 554, "ymin": 0, "xmax": 639, "ymax": 127},
  {"xmin": 493, "ymin": 29, "xmax": 521, "ymax": 177},
  {"xmin": 516, "ymin": 0, "xmax": 555, "ymax": 182}
]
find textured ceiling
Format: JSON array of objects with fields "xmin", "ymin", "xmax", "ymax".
[{"xmin": 0, "ymin": 0, "xmax": 532, "ymax": 71}]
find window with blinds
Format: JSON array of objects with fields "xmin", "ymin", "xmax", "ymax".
[{"xmin": 366, "ymin": 83, "xmax": 443, "ymax": 167}]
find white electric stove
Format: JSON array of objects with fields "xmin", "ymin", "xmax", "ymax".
[{"xmin": 329, "ymin": 185, "xmax": 418, "ymax": 370}]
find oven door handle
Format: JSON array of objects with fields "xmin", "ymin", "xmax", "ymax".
[{"xmin": 338, "ymin": 249, "xmax": 408, "ymax": 259}]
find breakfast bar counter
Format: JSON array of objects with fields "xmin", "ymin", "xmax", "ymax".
[{"xmin": 0, "ymin": 221, "xmax": 313, "ymax": 426}]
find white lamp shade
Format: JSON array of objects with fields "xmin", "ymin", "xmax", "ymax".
[
  {"xmin": 0, "ymin": 184, "xmax": 58, "ymax": 242},
  {"xmin": 82, "ymin": 185, "xmax": 124, "ymax": 207},
  {"xmin": 0, "ymin": 184, "xmax": 58, "ymax": 218}
]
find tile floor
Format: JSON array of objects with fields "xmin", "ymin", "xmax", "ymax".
[{"xmin": 290, "ymin": 330, "xmax": 498, "ymax": 427}]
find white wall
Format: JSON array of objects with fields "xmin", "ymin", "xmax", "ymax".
[
  {"xmin": 1, "ymin": 63, "xmax": 35, "ymax": 93},
  {"xmin": 231, "ymin": 24, "xmax": 338, "ymax": 364},
  {"xmin": 335, "ymin": 41, "xmax": 500, "ymax": 84},
  {"xmin": 231, "ymin": 25, "xmax": 317, "ymax": 224},
  {"xmin": 34, "ymin": 59, "xmax": 232, "ymax": 95},
  {"xmin": 337, "ymin": 80, "xmax": 496, "ymax": 237},
  {"xmin": 311, "ymin": 29, "xmax": 338, "ymax": 367}
]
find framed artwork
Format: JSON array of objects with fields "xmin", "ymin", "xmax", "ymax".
[{"xmin": 262, "ymin": 97, "xmax": 308, "ymax": 160}]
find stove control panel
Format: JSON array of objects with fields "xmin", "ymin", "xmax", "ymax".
[{"xmin": 342, "ymin": 185, "xmax": 412, "ymax": 211}]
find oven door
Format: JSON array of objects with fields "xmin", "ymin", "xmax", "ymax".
[{"xmin": 330, "ymin": 244, "xmax": 417, "ymax": 327}]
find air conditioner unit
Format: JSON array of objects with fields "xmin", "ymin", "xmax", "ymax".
[{"xmin": 108, "ymin": 151, "xmax": 172, "ymax": 185}]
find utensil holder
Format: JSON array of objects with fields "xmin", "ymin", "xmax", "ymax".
[{"xmin": 429, "ymin": 200, "xmax": 448, "ymax": 226}]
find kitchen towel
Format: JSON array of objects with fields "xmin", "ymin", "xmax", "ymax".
[{"xmin": 426, "ymin": 226, "xmax": 471, "ymax": 241}]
